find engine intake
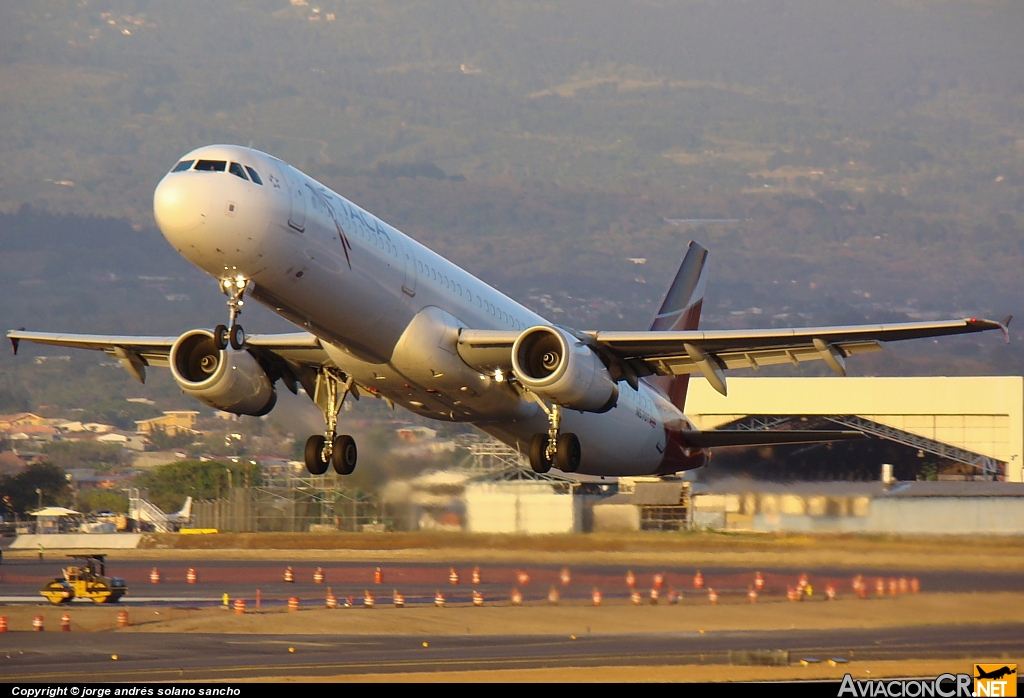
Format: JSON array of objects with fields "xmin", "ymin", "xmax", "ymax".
[
  {"xmin": 511, "ymin": 326, "xmax": 618, "ymax": 413},
  {"xmin": 169, "ymin": 329, "xmax": 277, "ymax": 416}
]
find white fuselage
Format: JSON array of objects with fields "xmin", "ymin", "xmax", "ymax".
[{"xmin": 154, "ymin": 145, "xmax": 693, "ymax": 476}]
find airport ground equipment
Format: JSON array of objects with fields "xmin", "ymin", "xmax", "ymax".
[{"xmin": 40, "ymin": 554, "xmax": 127, "ymax": 604}]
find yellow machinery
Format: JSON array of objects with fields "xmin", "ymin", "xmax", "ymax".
[{"xmin": 40, "ymin": 554, "xmax": 127, "ymax": 604}]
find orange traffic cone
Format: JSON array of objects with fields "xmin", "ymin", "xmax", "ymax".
[
  {"xmin": 186, "ymin": 568, "xmax": 197, "ymax": 584},
  {"xmin": 754, "ymin": 571, "xmax": 764, "ymax": 590},
  {"xmin": 313, "ymin": 567, "xmax": 324, "ymax": 584},
  {"xmin": 61, "ymin": 613, "xmax": 71, "ymax": 631},
  {"xmin": 825, "ymin": 584, "xmax": 836, "ymax": 601},
  {"xmin": 472, "ymin": 567, "xmax": 481, "ymax": 585},
  {"xmin": 708, "ymin": 588, "xmax": 718, "ymax": 605},
  {"xmin": 591, "ymin": 587, "xmax": 602, "ymax": 606},
  {"xmin": 326, "ymin": 588, "xmax": 337, "ymax": 609},
  {"xmin": 910, "ymin": 578, "xmax": 920, "ymax": 594},
  {"xmin": 363, "ymin": 590, "xmax": 375, "ymax": 609},
  {"xmin": 472, "ymin": 590, "xmax": 484, "ymax": 607},
  {"xmin": 434, "ymin": 590, "xmax": 445, "ymax": 608},
  {"xmin": 516, "ymin": 570, "xmax": 530, "ymax": 586},
  {"xmin": 653, "ymin": 573, "xmax": 664, "ymax": 589},
  {"xmin": 284, "ymin": 567, "xmax": 294, "ymax": 583},
  {"xmin": 667, "ymin": 588, "xmax": 679, "ymax": 605},
  {"xmin": 898, "ymin": 577, "xmax": 908, "ymax": 594},
  {"xmin": 693, "ymin": 571, "xmax": 704, "ymax": 589},
  {"xmin": 374, "ymin": 567, "xmax": 383, "ymax": 584},
  {"xmin": 630, "ymin": 589, "xmax": 642, "ymax": 606},
  {"xmin": 625, "ymin": 570, "xmax": 636, "ymax": 588},
  {"xmin": 888, "ymin": 578, "xmax": 898, "ymax": 595},
  {"xmin": 511, "ymin": 587, "xmax": 523, "ymax": 606},
  {"xmin": 288, "ymin": 597, "xmax": 299, "ymax": 611},
  {"xmin": 448, "ymin": 568, "xmax": 459, "ymax": 585},
  {"xmin": 33, "ymin": 616, "xmax": 44, "ymax": 631},
  {"xmin": 117, "ymin": 610, "xmax": 130, "ymax": 627},
  {"xmin": 234, "ymin": 599, "xmax": 245, "ymax": 615},
  {"xmin": 875, "ymin": 577, "xmax": 885, "ymax": 596},
  {"xmin": 649, "ymin": 588, "xmax": 659, "ymax": 605},
  {"xmin": 0, "ymin": 617, "xmax": 7, "ymax": 633},
  {"xmin": 547, "ymin": 586, "xmax": 560, "ymax": 605},
  {"xmin": 149, "ymin": 567, "xmax": 160, "ymax": 584},
  {"xmin": 393, "ymin": 590, "xmax": 405, "ymax": 608},
  {"xmin": 559, "ymin": 567, "xmax": 571, "ymax": 586},
  {"xmin": 748, "ymin": 587, "xmax": 758, "ymax": 603}
]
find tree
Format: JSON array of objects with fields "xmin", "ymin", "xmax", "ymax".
[
  {"xmin": 0, "ymin": 462, "xmax": 73, "ymax": 516},
  {"xmin": 133, "ymin": 459, "xmax": 261, "ymax": 513}
]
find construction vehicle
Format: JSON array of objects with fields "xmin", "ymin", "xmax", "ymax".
[{"xmin": 40, "ymin": 554, "xmax": 127, "ymax": 604}]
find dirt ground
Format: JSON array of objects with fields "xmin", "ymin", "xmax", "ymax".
[{"xmin": 2, "ymin": 592, "xmax": 1022, "ymax": 635}]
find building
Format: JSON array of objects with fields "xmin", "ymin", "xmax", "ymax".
[
  {"xmin": 691, "ymin": 478, "xmax": 1024, "ymax": 535},
  {"xmin": 134, "ymin": 410, "xmax": 200, "ymax": 435},
  {"xmin": 686, "ymin": 376, "xmax": 1024, "ymax": 482}
]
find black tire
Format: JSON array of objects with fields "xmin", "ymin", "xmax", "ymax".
[
  {"xmin": 304, "ymin": 435, "xmax": 329, "ymax": 475},
  {"xmin": 528, "ymin": 434, "xmax": 552, "ymax": 474},
  {"xmin": 229, "ymin": 324, "xmax": 245, "ymax": 350},
  {"xmin": 554, "ymin": 433, "xmax": 582, "ymax": 473},
  {"xmin": 213, "ymin": 324, "xmax": 228, "ymax": 351},
  {"xmin": 332, "ymin": 435, "xmax": 357, "ymax": 475}
]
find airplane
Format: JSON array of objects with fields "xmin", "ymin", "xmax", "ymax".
[{"xmin": 7, "ymin": 144, "xmax": 1011, "ymax": 477}]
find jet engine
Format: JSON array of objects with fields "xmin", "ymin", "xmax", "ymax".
[
  {"xmin": 169, "ymin": 329, "xmax": 277, "ymax": 416},
  {"xmin": 511, "ymin": 325, "xmax": 618, "ymax": 413}
]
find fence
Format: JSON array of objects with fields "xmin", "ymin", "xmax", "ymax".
[{"xmin": 192, "ymin": 477, "xmax": 394, "ymax": 533}]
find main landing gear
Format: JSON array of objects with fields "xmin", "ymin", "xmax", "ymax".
[
  {"xmin": 303, "ymin": 368, "xmax": 358, "ymax": 476},
  {"xmin": 214, "ymin": 274, "xmax": 249, "ymax": 351},
  {"xmin": 527, "ymin": 403, "xmax": 581, "ymax": 474}
]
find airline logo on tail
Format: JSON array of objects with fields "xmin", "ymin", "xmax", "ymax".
[{"xmin": 647, "ymin": 241, "xmax": 709, "ymax": 410}]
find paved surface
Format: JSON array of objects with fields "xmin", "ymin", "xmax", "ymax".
[
  {"xmin": 3, "ymin": 558, "xmax": 1020, "ymax": 606},
  {"xmin": 2, "ymin": 624, "xmax": 1022, "ymax": 681}
]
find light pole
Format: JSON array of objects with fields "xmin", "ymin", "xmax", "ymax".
[{"xmin": 36, "ymin": 488, "xmax": 42, "ymax": 511}]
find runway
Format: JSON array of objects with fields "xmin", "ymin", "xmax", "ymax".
[
  {"xmin": 2, "ymin": 624, "xmax": 1022, "ymax": 681},
  {"xmin": 2, "ymin": 558, "xmax": 1019, "ymax": 607}
]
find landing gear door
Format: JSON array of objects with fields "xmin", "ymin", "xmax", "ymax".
[
  {"xmin": 399, "ymin": 236, "xmax": 417, "ymax": 297},
  {"xmin": 282, "ymin": 166, "xmax": 307, "ymax": 232}
]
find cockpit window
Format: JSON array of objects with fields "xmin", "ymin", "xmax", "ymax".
[
  {"xmin": 194, "ymin": 160, "xmax": 227, "ymax": 172},
  {"xmin": 172, "ymin": 160, "xmax": 194, "ymax": 172},
  {"xmin": 244, "ymin": 166, "xmax": 263, "ymax": 185},
  {"xmin": 228, "ymin": 162, "xmax": 248, "ymax": 180}
]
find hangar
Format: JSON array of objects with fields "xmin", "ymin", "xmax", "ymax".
[{"xmin": 684, "ymin": 376, "xmax": 1023, "ymax": 483}]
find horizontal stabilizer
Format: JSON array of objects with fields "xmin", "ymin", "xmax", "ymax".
[{"xmin": 680, "ymin": 429, "xmax": 866, "ymax": 448}]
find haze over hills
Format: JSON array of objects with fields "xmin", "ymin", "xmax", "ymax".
[{"xmin": 2, "ymin": 0, "xmax": 1023, "ymax": 422}]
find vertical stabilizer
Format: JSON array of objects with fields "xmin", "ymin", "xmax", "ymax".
[{"xmin": 647, "ymin": 241, "xmax": 708, "ymax": 410}]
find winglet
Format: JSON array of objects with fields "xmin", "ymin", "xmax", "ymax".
[
  {"xmin": 1000, "ymin": 315, "xmax": 1013, "ymax": 343},
  {"xmin": 9, "ymin": 328, "xmax": 25, "ymax": 355}
]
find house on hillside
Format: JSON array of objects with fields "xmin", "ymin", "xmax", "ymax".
[{"xmin": 135, "ymin": 410, "xmax": 200, "ymax": 435}]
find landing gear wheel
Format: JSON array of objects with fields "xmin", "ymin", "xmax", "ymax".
[
  {"xmin": 332, "ymin": 435, "xmax": 357, "ymax": 475},
  {"xmin": 554, "ymin": 433, "xmax": 581, "ymax": 473},
  {"xmin": 304, "ymin": 435, "xmax": 329, "ymax": 475},
  {"xmin": 229, "ymin": 324, "xmax": 245, "ymax": 350},
  {"xmin": 213, "ymin": 324, "xmax": 229, "ymax": 351},
  {"xmin": 529, "ymin": 434, "xmax": 553, "ymax": 474}
]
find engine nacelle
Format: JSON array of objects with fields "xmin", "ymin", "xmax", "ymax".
[
  {"xmin": 511, "ymin": 326, "xmax": 618, "ymax": 413},
  {"xmin": 169, "ymin": 329, "xmax": 277, "ymax": 416}
]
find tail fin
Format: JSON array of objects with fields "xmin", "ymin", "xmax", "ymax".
[{"xmin": 647, "ymin": 241, "xmax": 708, "ymax": 410}]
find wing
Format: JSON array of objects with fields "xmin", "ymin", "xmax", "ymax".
[
  {"xmin": 458, "ymin": 316, "xmax": 1010, "ymax": 395},
  {"xmin": 7, "ymin": 329, "xmax": 329, "ymax": 385}
]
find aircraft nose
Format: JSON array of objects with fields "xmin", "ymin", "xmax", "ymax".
[{"xmin": 153, "ymin": 174, "xmax": 210, "ymax": 241}]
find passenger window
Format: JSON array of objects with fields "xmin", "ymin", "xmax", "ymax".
[
  {"xmin": 229, "ymin": 162, "xmax": 248, "ymax": 180},
  {"xmin": 172, "ymin": 160, "xmax": 194, "ymax": 172},
  {"xmin": 244, "ymin": 166, "xmax": 263, "ymax": 185},
  {"xmin": 194, "ymin": 160, "xmax": 227, "ymax": 172}
]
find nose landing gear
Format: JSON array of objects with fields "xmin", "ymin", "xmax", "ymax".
[
  {"xmin": 214, "ymin": 273, "xmax": 249, "ymax": 351},
  {"xmin": 304, "ymin": 368, "xmax": 359, "ymax": 476}
]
